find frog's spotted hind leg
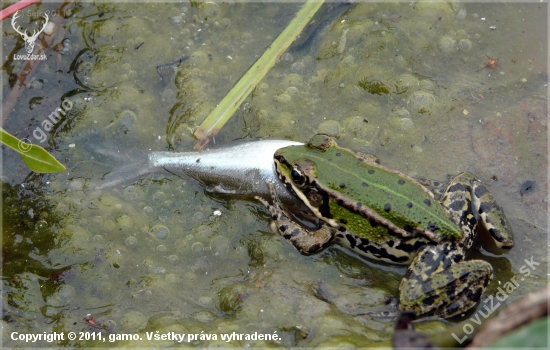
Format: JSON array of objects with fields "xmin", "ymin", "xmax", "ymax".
[
  {"xmin": 398, "ymin": 243, "xmax": 493, "ymax": 318},
  {"xmin": 442, "ymin": 172, "xmax": 514, "ymax": 249},
  {"xmin": 399, "ymin": 172, "xmax": 513, "ymax": 318},
  {"xmin": 255, "ymin": 181, "xmax": 335, "ymax": 255}
]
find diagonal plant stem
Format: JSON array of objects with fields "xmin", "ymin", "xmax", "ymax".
[
  {"xmin": 0, "ymin": 0, "xmax": 42, "ymax": 21},
  {"xmin": 3, "ymin": 0, "xmax": 74, "ymax": 122},
  {"xmin": 193, "ymin": 0, "xmax": 324, "ymax": 151}
]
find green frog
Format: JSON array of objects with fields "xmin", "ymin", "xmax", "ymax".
[{"xmin": 256, "ymin": 135, "xmax": 514, "ymax": 318}]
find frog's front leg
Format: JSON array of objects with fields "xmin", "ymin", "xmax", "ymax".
[
  {"xmin": 255, "ymin": 182, "xmax": 335, "ymax": 255},
  {"xmin": 398, "ymin": 243, "xmax": 492, "ymax": 318}
]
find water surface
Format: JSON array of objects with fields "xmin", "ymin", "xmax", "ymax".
[{"xmin": 2, "ymin": 1, "xmax": 547, "ymax": 347}]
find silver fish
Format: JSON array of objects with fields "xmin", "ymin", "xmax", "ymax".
[{"xmin": 96, "ymin": 140, "xmax": 303, "ymax": 204}]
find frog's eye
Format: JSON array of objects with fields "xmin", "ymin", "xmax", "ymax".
[{"xmin": 291, "ymin": 168, "xmax": 306, "ymax": 186}]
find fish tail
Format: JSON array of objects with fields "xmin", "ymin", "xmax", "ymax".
[{"xmin": 94, "ymin": 155, "xmax": 152, "ymax": 189}]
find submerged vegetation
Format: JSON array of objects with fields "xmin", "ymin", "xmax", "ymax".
[{"xmin": 1, "ymin": 1, "xmax": 547, "ymax": 347}]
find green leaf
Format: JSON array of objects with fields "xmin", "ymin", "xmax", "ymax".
[
  {"xmin": 488, "ymin": 317, "xmax": 548, "ymax": 348},
  {"xmin": 1, "ymin": 128, "xmax": 66, "ymax": 173}
]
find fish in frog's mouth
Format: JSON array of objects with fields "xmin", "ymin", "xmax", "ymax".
[{"xmin": 93, "ymin": 139, "xmax": 305, "ymax": 207}]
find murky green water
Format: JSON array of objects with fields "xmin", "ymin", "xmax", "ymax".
[{"xmin": 2, "ymin": 1, "xmax": 547, "ymax": 348}]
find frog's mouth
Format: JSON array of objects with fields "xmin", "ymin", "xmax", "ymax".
[{"xmin": 274, "ymin": 156, "xmax": 333, "ymax": 224}]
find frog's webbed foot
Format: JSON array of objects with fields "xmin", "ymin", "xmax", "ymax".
[
  {"xmin": 398, "ymin": 243, "xmax": 492, "ymax": 318},
  {"xmin": 255, "ymin": 181, "xmax": 334, "ymax": 255}
]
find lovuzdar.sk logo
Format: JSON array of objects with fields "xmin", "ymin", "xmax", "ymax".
[{"xmin": 11, "ymin": 10, "xmax": 48, "ymax": 60}]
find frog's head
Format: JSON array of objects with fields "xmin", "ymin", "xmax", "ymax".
[
  {"xmin": 273, "ymin": 135, "xmax": 336, "ymax": 189},
  {"xmin": 274, "ymin": 149, "xmax": 318, "ymax": 191},
  {"xmin": 274, "ymin": 141, "xmax": 331, "ymax": 213}
]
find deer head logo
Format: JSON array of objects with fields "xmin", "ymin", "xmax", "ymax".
[{"xmin": 12, "ymin": 11, "xmax": 49, "ymax": 54}]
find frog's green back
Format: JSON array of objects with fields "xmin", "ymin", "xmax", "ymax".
[{"xmin": 278, "ymin": 139, "xmax": 461, "ymax": 239}]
